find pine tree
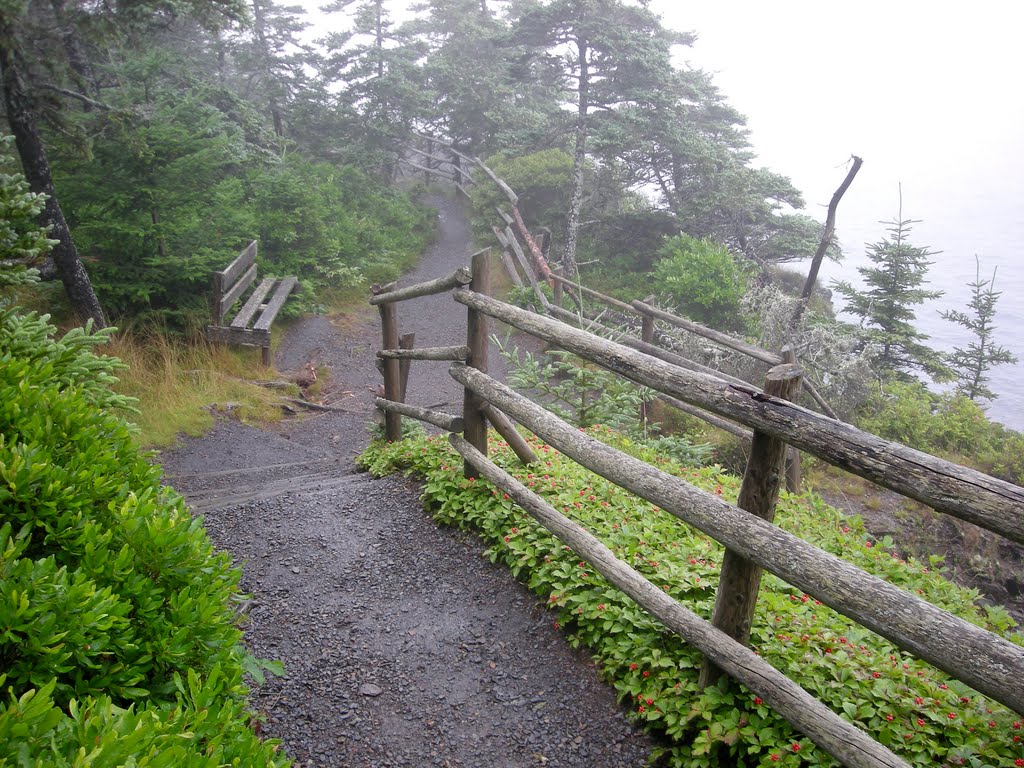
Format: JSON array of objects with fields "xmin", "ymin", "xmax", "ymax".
[
  {"xmin": 833, "ymin": 213, "xmax": 949, "ymax": 381},
  {"xmin": 940, "ymin": 257, "xmax": 1017, "ymax": 402},
  {"xmin": 511, "ymin": 0, "xmax": 688, "ymax": 277}
]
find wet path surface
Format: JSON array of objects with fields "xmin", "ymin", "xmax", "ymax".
[{"xmin": 160, "ymin": 192, "xmax": 653, "ymax": 767}]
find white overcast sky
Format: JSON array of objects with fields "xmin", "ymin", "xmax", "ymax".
[{"xmin": 648, "ymin": 1, "xmax": 1024, "ymax": 268}]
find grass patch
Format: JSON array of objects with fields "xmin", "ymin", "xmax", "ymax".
[{"xmin": 105, "ymin": 330, "xmax": 286, "ymax": 448}]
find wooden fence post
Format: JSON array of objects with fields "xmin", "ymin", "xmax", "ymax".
[
  {"xmin": 462, "ymin": 249, "xmax": 490, "ymax": 477},
  {"xmin": 699, "ymin": 361, "xmax": 803, "ymax": 689},
  {"xmin": 378, "ymin": 298, "xmax": 402, "ymax": 441},
  {"xmin": 452, "ymin": 151, "xmax": 463, "ymax": 192},
  {"xmin": 424, "ymin": 133, "xmax": 435, "ymax": 185},
  {"xmin": 640, "ymin": 313, "xmax": 655, "ymax": 429},
  {"xmin": 781, "ymin": 346, "xmax": 802, "ymax": 493},
  {"xmin": 399, "ymin": 332, "xmax": 415, "ymax": 402}
]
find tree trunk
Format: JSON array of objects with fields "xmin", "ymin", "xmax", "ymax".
[
  {"xmin": 49, "ymin": 0, "xmax": 98, "ymax": 100},
  {"xmin": 562, "ymin": 34, "xmax": 588, "ymax": 278},
  {"xmin": 0, "ymin": 29, "xmax": 107, "ymax": 328},
  {"xmin": 251, "ymin": 0, "xmax": 284, "ymax": 138}
]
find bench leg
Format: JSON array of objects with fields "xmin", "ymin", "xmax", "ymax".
[{"xmin": 262, "ymin": 344, "xmax": 271, "ymax": 367}]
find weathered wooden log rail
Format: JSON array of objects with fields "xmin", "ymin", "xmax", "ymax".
[
  {"xmin": 373, "ymin": 240, "xmax": 1024, "ymax": 767},
  {"xmin": 453, "ymin": 288, "xmax": 1024, "ymax": 546},
  {"xmin": 448, "ymin": 361, "xmax": 1024, "ymax": 713},
  {"xmin": 450, "ymin": 434, "xmax": 910, "ymax": 768}
]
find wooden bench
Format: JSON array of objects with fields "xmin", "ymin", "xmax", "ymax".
[{"xmin": 207, "ymin": 241, "xmax": 297, "ymax": 366}]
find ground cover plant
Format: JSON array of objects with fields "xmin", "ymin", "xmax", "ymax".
[
  {"xmin": 360, "ymin": 428, "xmax": 1024, "ymax": 767},
  {"xmin": 0, "ymin": 307, "xmax": 289, "ymax": 766}
]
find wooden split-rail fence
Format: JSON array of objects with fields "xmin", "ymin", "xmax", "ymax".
[{"xmin": 377, "ymin": 135, "xmax": 1024, "ymax": 767}]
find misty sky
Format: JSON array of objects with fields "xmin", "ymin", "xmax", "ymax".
[{"xmin": 651, "ymin": 1, "xmax": 1024, "ymax": 276}]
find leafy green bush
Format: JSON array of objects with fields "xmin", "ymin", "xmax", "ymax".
[
  {"xmin": 652, "ymin": 235, "xmax": 753, "ymax": 332},
  {"xmin": 470, "ymin": 149, "xmax": 574, "ymax": 240},
  {"xmin": 56, "ymin": 94, "xmax": 431, "ymax": 326},
  {"xmin": 858, "ymin": 379, "xmax": 1024, "ymax": 485},
  {"xmin": 0, "ymin": 308, "xmax": 288, "ymax": 765},
  {"xmin": 359, "ymin": 428, "xmax": 1024, "ymax": 768}
]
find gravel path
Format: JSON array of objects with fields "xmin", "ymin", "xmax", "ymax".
[{"xmin": 160, "ymin": 192, "xmax": 654, "ymax": 767}]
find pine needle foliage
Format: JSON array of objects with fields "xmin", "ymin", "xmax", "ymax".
[
  {"xmin": 940, "ymin": 257, "xmax": 1018, "ymax": 403},
  {"xmin": 832, "ymin": 216, "xmax": 949, "ymax": 382}
]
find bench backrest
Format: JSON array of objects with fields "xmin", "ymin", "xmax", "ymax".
[{"xmin": 212, "ymin": 241, "xmax": 258, "ymax": 325}]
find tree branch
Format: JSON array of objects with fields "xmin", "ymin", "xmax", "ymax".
[
  {"xmin": 39, "ymin": 83, "xmax": 112, "ymax": 111},
  {"xmin": 792, "ymin": 156, "xmax": 863, "ymax": 326}
]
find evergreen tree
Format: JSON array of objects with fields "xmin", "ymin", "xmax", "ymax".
[
  {"xmin": 0, "ymin": 135, "xmax": 54, "ymax": 289},
  {"xmin": 612, "ymin": 68, "xmax": 827, "ymax": 265},
  {"xmin": 940, "ymin": 257, "xmax": 1017, "ymax": 402},
  {"xmin": 833, "ymin": 214, "xmax": 949, "ymax": 381},
  {"xmin": 319, "ymin": 0, "xmax": 430, "ymax": 177},
  {"xmin": 230, "ymin": 0, "xmax": 310, "ymax": 138},
  {"xmin": 408, "ymin": 0, "xmax": 560, "ymax": 156},
  {"xmin": 0, "ymin": 18, "xmax": 107, "ymax": 326},
  {"xmin": 510, "ymin": 0, "xmax": 688, "ymax": 276}
]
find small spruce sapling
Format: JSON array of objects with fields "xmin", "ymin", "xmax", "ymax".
[
  {"xmin": 832, "ymin": 212, "xmax": 950, "ymax": 382},
  {"xmin": 940, "ymin": 256, "xmax": 1017, "ymax": 403}
]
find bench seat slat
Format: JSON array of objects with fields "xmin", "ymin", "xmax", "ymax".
[
  {"xmin": 230, "ymin": 277, "xmax": 276, "ymax": 329},
  {"xmin": 207, "ymin": 325, "xmax": 271, "ymax": 346},
  {"xmin": 253, "ymin": 276, "xmax": 298, "ymax": 331}
]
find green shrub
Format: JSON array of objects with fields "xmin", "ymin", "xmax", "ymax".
[
  {"xmin": 359, "ymin": 429, "xmax": 1024, "ymax": 768},
  {"xmin": 57, "ymin": 97, "xmax": 431, "ymax": 327},
  {"xmin": 0, "ymin": 308, "xmax": 288, "ymax": 765},
  {"xmin": 858, "ymin": 379, "xmax": 1024, "ymax": 485},
  {"xmin": 651, "ymin": 235, "xmax": 753, "ymax": 332},
  {"xmin": 470, "ymin": 149, "xmax": 574, "ymax": 241}
]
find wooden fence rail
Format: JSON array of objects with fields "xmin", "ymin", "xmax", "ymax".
[
  {"xmin": 450, "ymin": 433, "xmax": 910, "ymax": 768},
  {"xmin": 452, "ymin": 288, "xmax": 1024, "ymax": 545},
  {"xmin": 378, "ymin": 345, "xmax": 469, "ymax": 361},
  {"xmin": 369, "ymin": 266, "xmax": 472, "ymax": 305},
  {"xmin": 449, "ymin": 361, "xmax": 1024, "ymax": 714}
]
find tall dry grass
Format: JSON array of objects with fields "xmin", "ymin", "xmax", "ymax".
[{"xmin": 104, "ymin": 327, "xmax": 285, "ymax": 448}]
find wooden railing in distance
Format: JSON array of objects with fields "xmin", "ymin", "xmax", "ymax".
[{"xmin": 449, "ymin": 432, "xmax": 910, "ymax": 768}]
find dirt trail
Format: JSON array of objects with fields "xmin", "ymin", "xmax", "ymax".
[{"xmin": 159, "ymin": 192, "xmax": 653, "ymax": 767}]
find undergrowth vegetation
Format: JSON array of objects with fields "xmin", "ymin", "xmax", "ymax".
[
  {"xmin": 0, "ymin": 308, "xmax": 288, "ymax": 766},
  {"xmin": 105, "ymin": 327, "xmax": 285, "ymax": 448},
  {"xmin": 359, "ymin": 428, "xmax": 1024, "ymax": 768}
]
